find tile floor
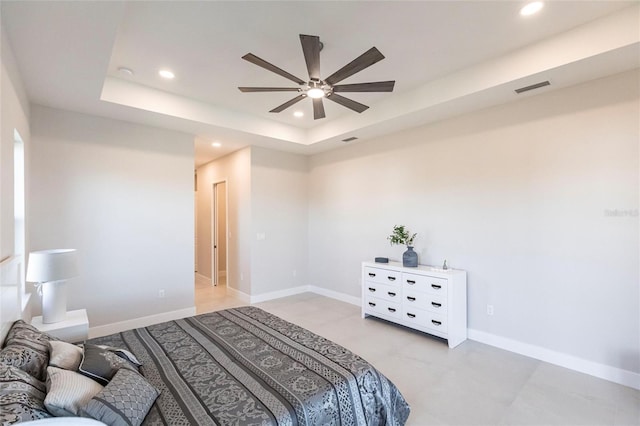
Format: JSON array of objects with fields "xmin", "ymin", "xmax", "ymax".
[
  {"xmin": 195, "ymin": 274, "xmax": 246, "ymax": 313},
  {"xmin": 194, "ymin": 281, "xmax": 640, "ymax": 425}
]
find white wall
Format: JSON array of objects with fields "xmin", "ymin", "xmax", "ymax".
[
  {"xmin": 308, "ymin": 70, "xmax": 639, "ymax": 375},
  {"xmin": 1, "ymin": 26, "xmax": 31, "ymax": 262},
  {"xmin": 196, "ymin": 147, "xmax": 309, "ymax": 298},
  {"xmin": 251, "ymin": 147, "xmax": 308, "ymax": 296},
  {"xmin": 29, "ymin": 106, "xmax": 195, "ymax": 327},
  {"xmin": 196, "ymin": 148, "xmax": 252, "ymax": 293},
  {"xmin": 1, "ymin": 26, "xmax": 32, "ymax": 335}
]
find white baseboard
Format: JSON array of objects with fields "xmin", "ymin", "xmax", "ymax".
[
  {"xmin": 225, "ymin": 286, "xmax": 251, "ymax": 303},
  {"xmin": 195, "ymin": 273, "xmax": 212, "ymax": 285},
  {"xmin": 89, "ymin": 307, "xmax": 196, "ymax": 339},
  {"xmin": 225, "ymin": 284, "xmax": 360, "ymax": 306},
  {"xmin": 87, "ymin": 285, "xmax": 639, "ymax": 390},
  {"xmin": 308, "ymin": 285, "xmax": 361, "ymax": 306},
  {"xmin": 468, "ymin": 328, "xmax": 640, "ymax": 390},
  {"xmin": 249, "ymin": 286, "xmax": 309, "ymax": 304},
  {"xmin": 246, "ymin": 285, "xmax": 360, "ymax": 305}
]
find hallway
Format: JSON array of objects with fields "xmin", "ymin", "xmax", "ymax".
[{"xmin": 195, "ymin": 274, "xmax": 246, "ymax": 314}]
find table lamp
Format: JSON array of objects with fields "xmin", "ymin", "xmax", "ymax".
[{"xmin": 26, "ymin": 249, "xmax": 78, "ymax": 324}]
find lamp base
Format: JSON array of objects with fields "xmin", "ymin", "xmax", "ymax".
[{"xmin": 42, "ymin": 281, "xmax": 67, "ymax": 324}]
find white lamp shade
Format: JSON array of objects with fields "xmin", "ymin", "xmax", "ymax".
[{"xmin": 26, "ymin": 249, "xmax": 78, "ymax": 283}]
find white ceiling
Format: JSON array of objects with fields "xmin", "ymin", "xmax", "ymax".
[{"xmin": 2, "ymin": 1, "xmax": 638, "ymax": 167}]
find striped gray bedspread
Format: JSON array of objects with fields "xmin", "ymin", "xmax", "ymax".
[{"xmin": 88, "ymin": 306, "xmax": 410, "ymax": 425}]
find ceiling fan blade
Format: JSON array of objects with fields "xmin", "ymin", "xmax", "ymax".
[
  {"xmin": 326, "ymin": 93, "xmax": 369, "ymax": 113},
  {"xmin": 324, "ymin": 47, "xmax": 385, "ymax": 86},
  {"xmin": 312, "ymin": 98, "xmax": 325, "ymax": 120},
  {"xmin": 238, "ymin": 87, "xmax": 301, "ymax": 93},
  {"xmin": 242, "ymin": 53, "xmax": 306, "ymax": 85},
  {"xmin": 332, "ymin": 81, "xmax": 395, "ymax": 93},
  {"xmin": 269, "ymin": 94, "xmax": 306, "ymax": 113},
  {"xmin": 300, "ymin": 34, "xmax": 321, "ymax": 81}
]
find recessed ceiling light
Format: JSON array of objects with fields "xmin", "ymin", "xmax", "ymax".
[
  {"xmin": 520, "ymin": 1, "xmax": 544, "ymax": 16},
  {"xmin": 158, "ymin": 69, "xmax": 175, "ymax": 79},
  {"xmin": 117, "ymin": 67, "xmax": 134, "ymax": 76},
  {"xmin": 211, "ymin": 142, "xmax": 222, "ymax": 148},
  {"xmin": 293, "ymin": 111, "xmax": 304, "ymax": 118}
]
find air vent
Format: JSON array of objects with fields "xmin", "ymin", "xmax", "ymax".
[
  {"xmin": 515, "ymin": 81, "xmax": 550, "ymax": 94},
  {"xmin": 342, "ymin": 137, "xmax": 358, "ymax": 142}
]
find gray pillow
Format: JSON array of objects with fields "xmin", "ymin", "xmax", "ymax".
[
  {"xmin": 0, "ymin": 365, "xmax": 52, "ymax": 424},
  {"xmin": 95, "ymin": 345, "xmax": 141, "ymax": 367},
  {"xmin": 49, "ymin": 341, "xmax": 83, "ymax": 371},
  {"xmin": 82, "ymin": 368, "xmax": 159, "ymax": 426},
  {"xmin": 78, "ymin": 344, "xmax": 138, "ymax": 386},
  {"xmin": 0, "ymin": 320, "xmax": 58, "ymax": 381},
  {"xmin": 45, "ymin": 366, "xmax": 104, "ymax": 416}
]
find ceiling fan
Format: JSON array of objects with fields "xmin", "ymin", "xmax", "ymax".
[{"xmin": 238, "ymin": 34, "xmax": 395, "ymax": 120}]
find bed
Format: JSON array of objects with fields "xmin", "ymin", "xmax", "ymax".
[{"xmin": 1, "ymin": 306, "xmax": 410, "ymax": 425}]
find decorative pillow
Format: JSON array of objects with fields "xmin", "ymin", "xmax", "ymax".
[
  {"xmin": 78, "ymin": 344, "xmax": 138, "ymax": 386},
  {"xmin": 82, "ymin": 368, "xmax": 159, "ymax": 426},
  {"xmin": 18, "ymin": 418, "xmax": 109, "ymax": 425},
  {"xmin": 45, "ymin": 366, "xmax": 104, "ymax": 416},
  {"xmin": 0, "ymin": 320, "xmax": 58, "ymax": 381},
  {"xmin": 0, "ymin": 365, "xmax": 52, "ymax": 424},
  {"xmin": 49, "ymin": 341, "xmax": 83, "ymax": 371},
  {"xmin": 20, "ymin": 419, "xmax": 109, "ymax": 425},
  {"xmin": 92, "ymin": 345, "xmax": 142, "ymax": 367}
]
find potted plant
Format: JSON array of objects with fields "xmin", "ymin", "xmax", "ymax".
[{"xmin": 388, "ymin": 225, "xmax": 418, "ymax": 267}]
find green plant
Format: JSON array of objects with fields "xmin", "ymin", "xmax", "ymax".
[{"xmin": 387, "ymin": 225, "xmax": 417, "ymax": 247}]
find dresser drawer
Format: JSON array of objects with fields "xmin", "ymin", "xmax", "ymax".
[
  {"xmin": 402, "ymin": 273, "xmax": 447, "ymax": 296},
  {"xmin": 404, "ymin": 289, "xmax": 447, "ymax": 315},
  {"xmin": 364, "ymin": 295, "xmax": 402, "ymax": 320},
  {"xmin": 364, "ymin": 267, "xmax": 401, "ymax": 287},
  {"xmin": 364, "ymin": 282, "xmax": 401, "ymax": 303},
  {"xmin": 402, "ymin": 306, "xmax": 448, "ymax": 334}
]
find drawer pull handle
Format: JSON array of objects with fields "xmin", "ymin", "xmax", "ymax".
[
  {"xmin": 368, "ymin": 287, "xmax": 376, "ymax": 292},
  {"xmin": 407, "ymin": 280, "xmax": 416, "ymax": 285},
  {"xmin": 407, "ymin": 296, "xmax": 416, "ymax": 301},
  {"xmin": 432, "ymin": 320, "xmax": 442, "ymax": 326},
  {"xmin": 368, "ymin": 302, "xmax": 376, "ymax": 307},
  {"xmin": 388, "ymin": 292, "xmax": 396, "ymax": 297},
  {"xmin": 407, "ymin": 313, "xmax": 416, "ymax": 318},
  {"xmin": 368, "ymin": 273, "xmax": 376, "ymax": 277},
  {"xmin": 387, "ymin": 276, "xmax": 396, "ymax": 281},
  {"xmin": 388, "ymin": 307, "xmax": 396, "ymax": 313},
  {"xmin": 431, "ymin": 284, "xmax": 442, "ymax": 290},
  {"xmin": 431, "ymin": 302, "xmax": 442, "ymax": 308}
]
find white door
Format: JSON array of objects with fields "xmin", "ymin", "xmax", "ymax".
[
  {"xmin": 211, "ymin": 181, "xmax": 228, "ymax": 286},
  {"xmin": 194, "ymin": 191, "xmax": 198, "ymax": 273}
]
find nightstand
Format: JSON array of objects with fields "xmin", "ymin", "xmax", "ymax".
[{"xmin": 31, "ymin": 309, "xmax": 89, "ymax": 343}]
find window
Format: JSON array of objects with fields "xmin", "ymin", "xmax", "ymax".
[{"xmin": 14, "ymin": 129, "xmax": 26, "ymax": 303}]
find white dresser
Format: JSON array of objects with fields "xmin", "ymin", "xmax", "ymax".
[{"xmin": 361, "ymin": 261, "xmax": 467, "ymax": 348}]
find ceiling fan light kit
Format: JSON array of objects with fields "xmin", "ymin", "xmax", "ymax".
[
  {"xmin": 307, "ymin": 86, "xmax": 325, "ymax": 99},
  {"xmin": 239, "ymin": 34, "xmax": 395, "ymax": 119}
]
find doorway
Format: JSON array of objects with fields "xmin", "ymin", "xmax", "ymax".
[{"xmin": 212, "ymin": 181, "xmax": 228, "ymax": 286}]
